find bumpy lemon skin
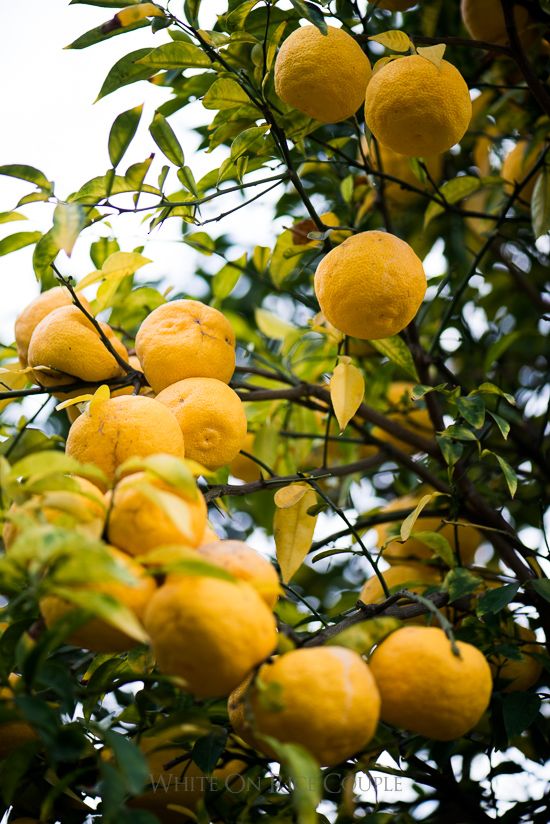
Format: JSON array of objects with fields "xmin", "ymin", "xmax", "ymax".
[
  {"xmin": 39, "ymin": 547, "xmax": 156, "ymax": 653},
  {"xmin": 156, "ymin": 378, "xmax": 248, "ymax": 470},
  {"xmin": 106, "ymin": 472, "xmax": 207, "ymax": 556},
  {"xmin": 15, "ymin": 286, "xmax": 91, "ymax": 368},
  {"xmin": 27, "ymin": 304, "xmax": 128, "ymax": 387},
  {"xmin": 144, "ymin": 577, "xmax": 278, "ymax": 698},
  {"xmin": 228, "ymin": 646, "xmax": 380, "ymax": 766},
  {"xmin": 274, "ymin": 25, "xmax": 372, "ymax": 124},
  {"xmin": 369, "ymin": 626, "xmax": 493, "ymax": 740},
  {"xmin": 365, "ymin": 56, "xmax": 472, "ymax": 157},
  {"xmin": 490, "ymin": 626, "xmax": 543, "ymax": 693},
  {"xmin": 135, "ymin": 299, "xmax": 236, "ymax": 394},
  {"xmin": 461, "ymin": 0, "xmax": 533, "ymax": 46},
  {"xmin": 314, "ymin": 231, "xmax": 426, "ymax": 340},
  {"xmin": 65, "ymin": 395, "xmax": 185, "ymax": 487},
  {"xmin": 197, "ymin": 540, "xmax": 280, "ymax": 609}
]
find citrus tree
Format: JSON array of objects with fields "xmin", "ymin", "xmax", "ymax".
[{"xmin": 0, "ymin": 0, "xmax": 549, "ymax": 822}]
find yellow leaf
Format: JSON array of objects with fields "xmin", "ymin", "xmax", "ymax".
[
  {"xmin": 116, "ymin": 3, "xmax": 165, "ymax": 27},
  {"xmin": 76, "ymin": 251, "xmax": 151, "ymax": 291},
  {"xmin": 255, "ymin": 308, "xmax": 296, "ymax": 341},
  {"xmin": 329, "ymin": 358, "xmax": 365, "ymax": 433},
  {"xmin": 55, "ymin": 394, "xmax": 93, "ymax": 411},
  {"xmin": 0, "ymin": 363, "xmax": 32, "ymax": 390},
  {"xmin": 274, "ymin": 483, "xmax": 309, "ymax": 509},
  {"xmin": 139, "ymin": 483, "xmax": 194, "ymax": 542},
  {"xmin": 400, "ymin": 492, "xmax": 443, "ymax": 542},
  {"xmin": 416, "ymin": 44, "xmax": 446, "ymax": 69},
  {"xmin": 373, "ymin": 55, "xmax": 402, "ymax": 73},
  {"xmin": 274, "ymin": 484, "xmax": 318, "ymax": 583},
  {"xmin": 116, "ymin": 454, "xmax": 199, "ymax": 500},
  {"xmin": 89, "ymin": 384, "xmax": 111, "ymax": 415},
  {"xmin": 369, "ymin": 30, "xmax": 412, "ymax": 53}
]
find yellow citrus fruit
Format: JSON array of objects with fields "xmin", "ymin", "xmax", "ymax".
[
  {"xmin": 144, "ymin": 577, "xmax": 277, "ymax": 698},
  {"xmin": 65, "ymin": 395, "xmax": 185, "ymax": 486},
  {"xmin": 377, "ymin": 1, "xmax": 418, "ymax": 10},
  {"xmin": 369, "ymin": 626, "xmax": 492, "ymax": 740},
  {"xmin": 274, "ymin": 25, "xmax": 371, "ymax": 124},
  {"xmin": 371, "ymin": 382, "xmax": 433, "ymax": 454},
  {"xmin": 106, "ymin": 471, "xmax": 207, "ymax": 556},
  {"xmin": 228, "ymin": 646, "xmax": 380, "ymax": 766},
  {"xmin": 229, "ymin": 432, "xmax": 261, "ymax": 483},
  {"xmin": 200, "ymin": 523, "xmax": 219, "ymax": 545},
  {"xmin": 461, "ymin": 0, "xmax": 533, "ymax": 46},
  {"xmin": 135, "ymin": 299, "xmax": 236, "ymax": 393},
  {"xmin": 0, "ymin": 679, "xmax": 38, "ymax": 758},
  {"xmin": 365, "ymin": 56, "xmax": 472, "ymax": 157},
  {"xmin": 290, "ymin": 212, "xmax": 351, "ymax": 246},
  {"xmin": 501, "ymin": 140, "xmax": 540, "ymax": 203},
  {"xmin": 359, "ymin": 138, "xmax": 443, "ymax": 207},
  {"xmin": 132, "ymin": 730, "xmax": 246, "ymax": 823},
  {"xmin": 155, "ymin": 378, "xmax": 248, "ymax": 470},
  {"xmin": 360, "ymin": 563, "xmax": 442, "ymax": 605},
  {"xmin": 40, "ymin": 546, "xmax": 155, "ymax": 653},
  {"xmin": 27, "ymin": 304, "xmax": 128, "ymax": 387},
  {"xmin": 2, "ymin": 475, "xmax": 106, "ymax": 550},
  {"xmin": 314, "ymin": 231, "xmax": 426, "ymax": 340},
  {"xmin": 15, "ymin": 286, "xmax": 91, "ymax": 368},
  {"xmin": 376, "ymin": 494, "xmax": 482, "ymax": 565},
  {"xmin": 62, "ymin": 355, "xmax": 149, "ymax": 424},
  {"xmin": 197, "ymin": 540, "xmax": 280, "ymax": 608},
  {"xmin": 490, "ymin": 625, "xmax": 543, "ymax": 692}
]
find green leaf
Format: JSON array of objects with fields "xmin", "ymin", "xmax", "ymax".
[
  {"xmin": 149, "ymin": 112, "xmax": 185, "ymax": 167},
  {"xmin": 502, "ymin": 693, "xmax": 541, "ymax": 738},
  {"xmin": 213, "ymin": 254, "xmax": 245, "ymax": 302},
  {"xmin": 255, "ymin": 308, "xmax": 295, "ymax": 340},
  {"xmin": 9, "ymin": 450, "xmax": 106, "ymax": 486},
  {"xmin": 443, "ymin": 424, "xmax": 478, "ymax": 442},
  {"xmin": 424, "ymin": 176, "xmax": 481, "ymax": 227},
  {"xmin": 184, "ymin": 0, "xmax": 201, "ymax": 26},
  {"xmin": 97, "ymin": 48, "xmax": 155, "ymax": 100},
  {"xmin": 0, "ymin": 231, "xmax": 41, "ymax": 257},
  {"xmin": 230, "ymin": 125, "xmax": 270, "ymax": 161},
  {"xmin": 456, "ymin": 394, "xmax": 485, "ymax": 428},
  {"xmin": 476, "ymin": 583, "xmax": 521, "ymax": 616},
  {"xmin": 177, "ymin": 166, "xmax": 199, "ymax": 197},
  {"xmin": 66, "ymin": 17, "xmax": 149, "ymax": 50},
  {"xmin": 69, "ymin": 173, "xmax": 159, "ymax": 202},
  {"xmin": 482, "ymin": 451, "xmax": 517, "ymax": 498},
  {"xmin": 436, "ymin": 435, "xmax": 463, "ymax": 467},
  {"xmin": 0, "ymin": 164, "xmax": 51, "ymax": 191},
  {"xmin": 33, "ymin": 229, "xmax": 60, "ymax": 285},
  {"xmin": 90, "ymin": 237, "xmax": 120, "ymax": 269},
  {"xmin": 483, "ymin": 331, "xmax": 522, "ymax": 372},
  {"xmin": 444, "ymin": 567, "xmax": 482, "ymax": 603},
  {"xmin": 203, "ymin": 78, "xmax": 250, "ymax": 110},
  {"xmin": 52, "ymin": 203, "xmax": 85, "ymax": 257},
  {"xmin": 369, "ymin": 30, "xmax": 411, "ymax": 52},
  {"xmin": 529, "ymin": 579, "xmax": 550, "ymax": 603},
  {"xmin": 224, "ymin": 0, "xmax": 259, "ymax": 30},
  {"xmin": 104, "ymin": 730, "xmax": 149, "ymax": 794},
  {"xmin": 411, "ymin": 530, "xmax": 455, "ymax": 568},
  {"xmin": 261, "ymin": 736, "xmax": 321, "ymax": 824},
  {"xmin": 531, "ymin": 165, "xmax": 550, "ymax": 239},
  {"xmin": 50, "ymin": 586, "xmax": 149, "ymax": 644},
  {"xmin": 340, "ymin": 174, "xmax": 354, "ymax": 203},
  {"xmin": 289, "ymin": 1, "xmax": 328, "ymax": 34},
  {"xmin": 476, "ymin": 382, "xmax": 515, "ymax": 405},
  {"xmin": 0, "ymin": 211, "xmax": 27, "ymax": 225},
  {"xmin": 369, "ymin": 336, "xmax": 419, "ymax": 381},
  {"xmin": 191, "ymin": 728, "xmax": 228, "ymax": 774},
  {"xmin": 138, "ymin": 41, "xmax": 211, "ymax": 69},
  {"xmin": 184, "ymin": 231, "xmax": 215, "ymax": 254},
  {"xmin": 487, "ymin": 410, "xmax": 510, "ymax": 440},
  {"xmin": 108, "ymin": 104, "xmax": 143, "ymax": 167}
]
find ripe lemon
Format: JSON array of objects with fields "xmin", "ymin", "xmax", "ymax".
[
  {"xmin": 106, "ymin": 471, "xmax": 207, "ymax": 556},
  {"xmin": 360, "ymin": 563, "xmax": 442, "ymax": 605},
  {"xmin": 461, "ymin": 0, "xmax": 533, "ymax": 46},
  {"xmin": 15, "ymin": 286, "xmax": 91, "ymax": 368},
  {"xmin": 229, "ymin": 432, "xmax": 262, "ymax": 483},
  {"xmin": 40, "ymin": 546, "xmax": 155, "ymax": 652},
  {"xmin": 197, "ymin": 540, "xmax": 280, "ymax": 608},
  {"xmin": 369, "ymin": 626, "xmax": 492, "ymax": 740},
  {"xmin": 27, "ymin": 305, "xmax": 128, "ymax": 387},
  {"xmin": 371, "ymin": 382, "xmax": 433, "ymax": 453},
  {"xmin": 274, "ymin": 25, "xmax": 371, "ymax": 124},
  {"xmin": 144, "ymin": 577, "xmax": 277, "ymax": 698},
  {"xmin": 2, "ymin": 475, "xmax": 106, "ymax": 549},
  {"xmin": 314, "ymin": 231, "xmax": 426, "ymax": 339},
  {"xmin": 376, "ymin": 494, "xmax": 482, "ymax": 565},
  {"xmin": 365, "ymin": 55, "xmax": 471, "ymax": 157},
  {"xmin": 228, "ymin": 646, "xmax": 380, "ymax": 766},
  {"xmin": 156, "ymin": 378, "xmax": 248, "ymax": 470},
  {"xmin": 290, "ymin": 212, "xmax": 351, "ymax": 246},
  {"xmin": 200, "ymin": 523, "xmax": 219, "ymax": 545},
  {"xmin": 132, "ymin": 730, "xmax": 246, "ymax": 823},
  {"xmin": 135, "ymin": 299, "xmax": 236, "ymax": 393},
  {"xmin": 501, "ymin": 140, "xmax": 540, "ymax": 203},
  {"xmin": 490, "ymin": 624, "xmax": 543, "ymax": 692},
  {"xmin": 65, "ymin": 395, "xmax": 185, "ymax": 486}
]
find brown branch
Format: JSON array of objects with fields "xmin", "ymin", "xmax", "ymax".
[{"xmin": 502, "ymin": 0, "xmax": 550, "ymax": 117}]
